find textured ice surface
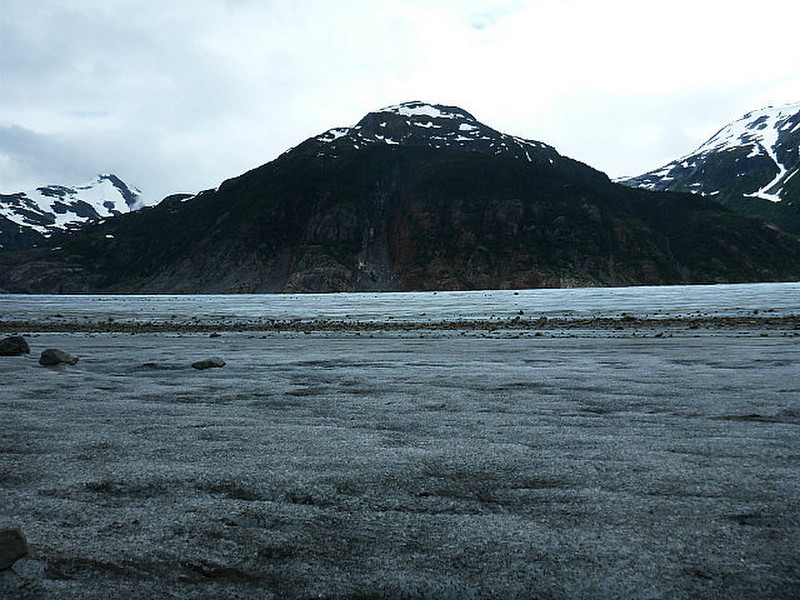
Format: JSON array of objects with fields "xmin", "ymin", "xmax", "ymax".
[
  {"xmin": 2, "ymin": 332, "xmax": 799, "ymax": 599},
  {"xmin": 2, "ymin": 282, "xmax": 798, "ymax": 327}
]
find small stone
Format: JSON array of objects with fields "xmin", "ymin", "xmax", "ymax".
[
  {"xmin": 0, "ymin": 528, "xmax": 28, "ymax": 570},
  {"xmin": 0, "ymin": 336, "xmax": 30, "ymax": 356},
  {"xmin": 39, "ymin": 348, "xmax": 79, "ymax": 366},
  {"xmin": 138, "ymin": 362, "xmax": 169, "ymax": 370},
  {"xmin": 11, "ymin": 558, "xmax": 45, "ymax": 580},
  {"xmin": 192, "ymin": 357, "xmax": 226, "ymax": 370}
]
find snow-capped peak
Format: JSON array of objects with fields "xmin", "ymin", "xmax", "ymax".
[
  {"xmin": 291, "ymin": 101, "xmax": 560, "ymax": 167},
  {"xmin": 620, "ymin": 101, "xmax": 800, "ymax": 204},
  {"xmin": 696, "ymin": 102, "xmax": 800, "ymax": 155},
  {"xmin": 0, "ymin": 174, "xmax": 153, "ymax": 238}
]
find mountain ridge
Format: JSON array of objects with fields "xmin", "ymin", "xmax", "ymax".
[
  {"xmin": 619, "ymin": 102, "xmax": 800, "ymax": 234},
  {"xmin": 284, "ymin": 101, "xmax": 608, "ymax": 187},
  {"xmin": 1, "ymin": 101, "xmax": 799, "ymax": 293}
]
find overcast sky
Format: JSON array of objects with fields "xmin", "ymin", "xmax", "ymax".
[{"xmin": 2, "ymin": 0, "xmax": 800, "ymax": 202}]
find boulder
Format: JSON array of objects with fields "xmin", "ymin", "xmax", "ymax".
[
  {"xmin": 0, "ymin": 336, "xmax": 30, "ymax": 356},
  {"xmin": 38, "ymin": 348, "xmax": 79, "ymax": 366},
  {"xmin": 0, "ymin": 528, "xmax": 28, "ymax": 570},
  {"xmin": 192, "ymin": 357, "xmax": 226, "ymax": 370}
]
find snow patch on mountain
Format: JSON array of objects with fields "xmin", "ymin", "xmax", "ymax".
[{"xmin": 383, "ymin": 101, "xmax": 475, "ymax": 121}]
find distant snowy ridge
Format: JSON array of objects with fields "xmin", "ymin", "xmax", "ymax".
[
  {"xmin": 289, "ymin": 100, "xmax": 564, "ymax": 168},
  {"xmin": 0, "ymin": 174, "xmax": 153, "ymax": 244},
  {"xmin": 621, "ymin": 102, "xmax": 800, "ymax": 204}
]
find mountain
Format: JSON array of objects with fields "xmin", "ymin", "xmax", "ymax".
[
  {"xmin": 1, "ymin": 101, "xmax": 800, "ymax": 293},
  {"xmin": 619, "ymin": 102, "xmax": 800, "ymax": 235},
  {"xmin": 0, "ymin": 174, "xmax": 150, "ymax": 250},
  {"xmin": 291, "ymin": 101, "xmax": 576, "ymax": 168}
]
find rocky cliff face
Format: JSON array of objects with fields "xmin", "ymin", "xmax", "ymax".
[{"xmin": 2, "ymin": 102, "xmax": 800, "ymax": 293}]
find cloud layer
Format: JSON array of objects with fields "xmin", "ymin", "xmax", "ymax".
[{"xmin": 2, "ymin": 0, "xmax": 799, "ymax": 200}]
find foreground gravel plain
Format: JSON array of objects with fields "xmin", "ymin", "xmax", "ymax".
[{"xmin": 1, "ymin": 317, "xmax": 799, "ymax": 599}]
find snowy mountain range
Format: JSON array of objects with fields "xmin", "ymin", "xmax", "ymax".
[
  {"xmin": 0, "ymin": 174, "xmax": 151, "ymax": 250},
  {"xmin": 3, "ymin": 100, "xmax": 799, "ymax": 293},
  {"xmin": 620, "ymin": 102, "xmax": 800, "ymax": 234}
]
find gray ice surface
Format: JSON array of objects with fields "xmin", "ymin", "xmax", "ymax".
[
  {"xmin": 3, "ymin": 281, "xmax": 800, "ymax": 325},
  {"xmin": 1, "ymin": 332, "xmax": 799, "ymax": 598}
]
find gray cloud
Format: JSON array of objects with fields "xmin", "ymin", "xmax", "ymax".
[
  {"xmin": 0, "ymin": 125, "xmax": 96, "ymax": 191},
  {"xmin": 2, "ymin": 0, "xmax": 800, "ymax": 200}
]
